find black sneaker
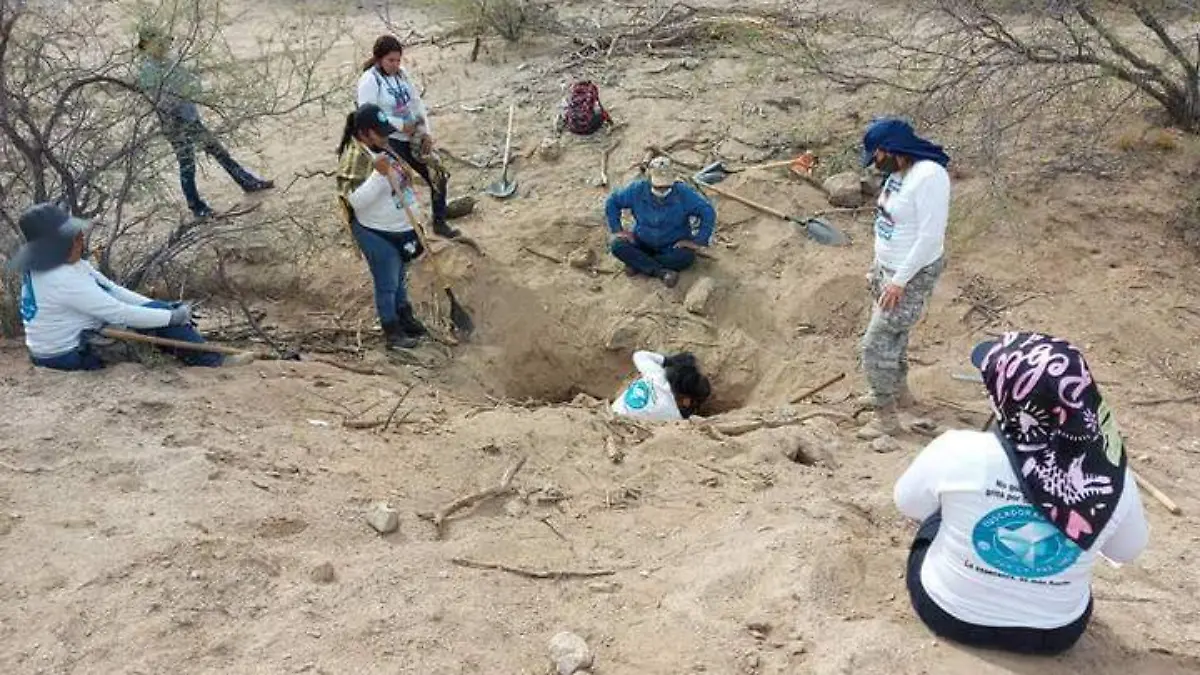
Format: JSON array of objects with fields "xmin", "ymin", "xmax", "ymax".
[
  {"xmin": 191, "ymin": 203, "xmax": 215, "ymax": 219},
  {"xmin": 432, "ymin": 220, "xmax": 460, "ymax": 239},
  {"xmin": 243, "ymin": 180, "xmax": 275, "ymax": 194},
  {"xmin": 382, "ymin": 322, "xmax": 419, "ymax": 350},
  {"xmin": 659, "ymin": 270, "xmax": 680, "ymax": 288},
  {"xmin": 396, "ymin": 303, "xmax": 427, "ymax": 337}
]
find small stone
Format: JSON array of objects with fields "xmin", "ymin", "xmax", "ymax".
[
  {"xmin": 189, "ymin": 570, "xmax": 202, "ymax": 581},
  {"xmin": 310, "ymin": 562, "xmax": 336, "ymax": 584},
  {"xmin": 681, "ymin": 57, "xmax": 701, "ymax": 70},
  {"xmin": 745, "ymin": 616, "xmax": 773, "ymax": 635},
  {"xmin": 587, "ymin": 580, "xmax": 620, "ymax": 593},
  {"xmin": 549, "ymin": 631, "xmax": 593, "ymax": 675},
  {"xmin": 871, "ymin": 435, "xmax": 901, "ymax": 454},
  {"xmin": 567, "ymin": 247, "xmax": 596, "ymax": 269},
  {"xmin": 538, "ymin": 137, "xmax": 564, "ymax": 161},
  {"xmin": 503, "ymin": 498, "xmax": 527, "ymax": 518},
  {"xmin": 684, "ymin": 276, "xmax": 717, "ymax": 315},
  {"xmin": 366, "ymin": 503, "xmax": 400, "ymax": 535},
  {"xmin": 445, "ymin": 195, "xmax": 476, "ymax": 220},
  {"xmin": 823, "ymin": 172, "xmax": 866, "ymax": 208}
]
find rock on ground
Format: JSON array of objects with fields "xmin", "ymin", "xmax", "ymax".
[
  {"xmin": 365, "ymin": 503, "xmax": 399, "ymax": 534},
  {"xmin": 871, "ymin": 435, "xmax": 901, "ymax": 454},
  {"xmin": 567, "ymin": 247, "xmax": 596, "ymax": 269},
  {"xmin": 310, "ymin": 562, "xmax": 336, "ymax": 584},
  {"xmin": 538, "ymin": 137, "xmax": 563, "ymax": 161},
  {"xmin": 684, "ymin": 276, "xmax": 717, "ymax": 315},
  {"xmin": 823, "ymin": 172, "xmax": 867, "ymax": 208},
  {"xmin": 548, "ymin": 631, "xmax": 593, "ymax": 675}
]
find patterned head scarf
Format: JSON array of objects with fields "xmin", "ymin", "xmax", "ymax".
[{"xmin": 971, "ymin": 331, "xmax": 1127, "ymax": 550}]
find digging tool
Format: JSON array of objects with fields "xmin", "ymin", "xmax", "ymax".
[
  {"xmin": 696, "ymin": 153, "xmax": 816, "ymax": 185},
  {"xmin": 100, "ymin": 327, "xmax": 264, "ymax": 362},
  {"xmin": 485, "ymin": 103, "xmax": 517, "ymax": 199},
  {"xmin": 693, "ymin": 174, "xmax": 848, "ymax": 246}
]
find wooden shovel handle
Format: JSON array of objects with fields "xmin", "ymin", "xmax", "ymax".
[
  {"xmin": 740, "ymin": 158, "xmax": 802, "ymax": 172},
  {"xmin": 698, "ymin": 180, "xmax": 791, "ymax": 221},
  {"xmin": 1133, "ymin": 470, "xmax": 1182, "ymax": 515},
  {"xmin": 100, "ymin": 327, "xmax": 255, "ymax": 357}
]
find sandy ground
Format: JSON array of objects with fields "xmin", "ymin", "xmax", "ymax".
[{"xmin": 2, "ymin": 1, "xmax": 1200, "ymax": 673}]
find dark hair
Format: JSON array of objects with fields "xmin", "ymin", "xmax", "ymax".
[
  {"xmin": 664, "ymin": 352, "xmax": 711, "ymax": 418},
  {"xmin": 362, "ymin": 35, "xmax": 404, "ymax": 72},
  {"xmin": 335, "ymin": 112, "xmax": 356, "ymax": 156}
]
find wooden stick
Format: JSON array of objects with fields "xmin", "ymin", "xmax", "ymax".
[
  {"xmin": 520, "ymin": 246, "xmax": 564, "ymax": 265},
  {"xmin": 1131, "ymin": 393, "xmax": 1200, "ymax": 407},
  {"xmin": 600, "ymin": 139, "xmax": 621, "ymax": 186},
  {"xmin": 381, "ymin": 384, "xmax": 416, "ymax": 432},
  {"xmin": 449, "ymin": 557, "xmax": 615, "ymax": 580},
  {"xmin": 100, "ymin": 327, "xmax": 257, "ymax": 358},
  {"xmin": 1133, "ymin": 470, "xmax": 1182, "ymax": 515},
  {"xmin": 788, "ymin": 372, "xmax": 846, "ymax": 405},
  {"xmin": 708, "ymin": 409, "xmax": 852, "ymax": 437},
  {"xmin": 427, "ymin": 456, "xmax": 527, "ymax": 539}
]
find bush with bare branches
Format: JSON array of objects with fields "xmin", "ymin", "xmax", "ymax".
[{"xmin": 0, "ymin": 0, "xmax": 342, "ymax": 336}]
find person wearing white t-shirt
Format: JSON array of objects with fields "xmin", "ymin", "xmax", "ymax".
[
  {"xmin": 356, "ymin": 34, "xmax": 459, "ymax": 240},
  {"xmin": 10, "ymin": 203, "xmax": 239, "ymax": 371},
  {"xmin": 894, "ymin": 332, "xmax": 1149, "ymax": 655},
  {"xmin": 858, "ymin": 118, "xmax": 951, "ymax": 437},
  {"xmin": 612, "ymin": 351, "xmax": 711, "ymax": 422}
]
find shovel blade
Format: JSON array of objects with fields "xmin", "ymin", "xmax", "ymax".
[
  {"xmin": 485, "ymin": 179, "xmax": 517, "ymax": 199},
  {"xmin": 445, "ymin": 288, "xmax": 475, "ymax": 339},
  {"xmin": 695, "ymin": 162, "xmax": 730, "ymax": 185},
  {"xmin": 798, "ymin": 217, "xmax": 850, "ymax": 246}
]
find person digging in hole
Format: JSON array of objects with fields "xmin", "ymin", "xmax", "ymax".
[
  {"xmin": 336, "ymin": 104, "xmax": 429, "ymax": 351},
  {"xmin": 356, "ymin": 35, "xmax": 462, "ymax": 239},
  {"xmin": 135, "ymin": 26, "xmax": 274, "ymax": 219},
  {"xmin": 605, "ymin": 156, "xmax": 715, "ymax": 288},
  {"xmin": 894, "ymin": 332, "xmax": 1148, "ymax": 655},
  {"xmin": 857, "ymin": 118, "xmax": 951, "ymax": 438},
  {"xmin": 612, "ymin": 351, "xmax": 711, "ymax": 422},
  {"xmin": 11, "ymin": 202, "xmax": 247, "ymax": 371}
]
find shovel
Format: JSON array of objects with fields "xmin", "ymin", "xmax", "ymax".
[
  {"xmin": 693, "ymin": 173, "xmax": 848, "ymax": 247},
  {"xmin": 485, "ymin": 103, "xmax": 517, "ymax": 199}
]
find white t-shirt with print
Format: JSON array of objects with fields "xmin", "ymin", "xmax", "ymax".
[
  {"xmin": 347, "ymin": 149, "xmax": 420, "ymax": 234},
  {"xmin": 356, "ymin": 67, "xmax": 429, "ymax": 142},
  {"xmin": 611, "ymin": 351, "xmax": 681, "ymax": 421},
  {"xmin": 894, "ymin": 429, "xmax": 1149, "ymax": 630},
  {"xmin": 873, "ymin": 159, "xmax": 950, "ymax": 286}
]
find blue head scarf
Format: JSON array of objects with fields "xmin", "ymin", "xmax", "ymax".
[{"xmin": 861, "ymin": 117, "xmax": 950, "ymax": 168}]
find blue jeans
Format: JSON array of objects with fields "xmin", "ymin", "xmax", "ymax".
[
  {"xmin": 162, "ymin": 115, "xmax": 259, "ymax": 212},
  {"xmin": 610, "ymin": 238, "xmax": 696, "ymax": 276},
  {"xmin": 30, "ymin": 300, "xmax": 222, "ymax": 371},
  {"xmin": 351, "ymin": 219, "xmax": 415, "ymax": 326}
]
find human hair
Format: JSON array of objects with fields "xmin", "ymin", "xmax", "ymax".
[
  {"xmin": 664, "ymin": 352, "xmax": 711, "ymax": 418},
  {"xmin": 335, "ymin": 112, "xmax": 356, "ymax": 156},
  {"xmin": 362, "ymin": 35, "xmax": 404, "ymax": 72}
]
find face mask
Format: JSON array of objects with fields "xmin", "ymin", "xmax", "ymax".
[
  {"xmin": 651, "ymin": 186, "xmax": 672, "ymax": 198},
  {"xmin": 874, "ymin": 154, "xmax": 901, "ymax": 174}
]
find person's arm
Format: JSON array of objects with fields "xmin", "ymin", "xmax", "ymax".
[
  {"xmin": 890, "ymin": 166, "xmax": 950, "ymax": 286},
  {"xmin": 347, "ymin": 172, "xmax": 393, "ymax": 213},
  {"xmin": 893, "ymin": 431, "xmax": 956, "ymax": 521},
  {"xmin": 85, "ymin": 263, "xmax": 154, "ymax": 306},
  {"xmin": 1100, "ymin": 470, "xmax": 1150, "ymax": 563},
  {"xmin": 60, "ymin": 273, "xmax": 173, "ymax": 330},
  {"xmin": 682, "ymin": 185, "xmax": 716, "ymax": 246},
  {"xmin": 402, "ymin": 69, "xmax": 432, "ymax": 135},
  {"xmin": 356, "ymin": 71, "xmax": 377, "ymax": 108},
  {"xmin": 632, "ymin": 351, "xmax": 666, "ymax": 377},
  {"xmin": 605, "ymin": 183, "xmax": 636, "ymax": 234}
]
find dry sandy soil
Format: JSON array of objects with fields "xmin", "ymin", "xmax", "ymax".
[{"xmin": 2, "ymin": 1, "xmax": 1200, "ymax": 673}]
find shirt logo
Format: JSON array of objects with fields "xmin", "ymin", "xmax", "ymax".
[
  {"xmin": 972, "ymin": 505, "xmax": 1082, "ymax": 578},
  {"xmin": 623, "ymin": 380, "xmax": 654, "ymax": 410}
]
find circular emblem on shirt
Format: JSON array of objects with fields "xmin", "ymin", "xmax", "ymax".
[
  {"xmin": 971, "ymin": 505, "xmax": 1082, "ymax": 578},
  {"xmin": 623, "ymin": 380, "xmax": 653, "ymax": 410}
]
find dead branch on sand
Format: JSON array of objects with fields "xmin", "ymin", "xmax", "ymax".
[
  {"xmin": 449, "ymin": 557, "xmax": 615, "ymax": 580},
  {"xmin": 421, "ymin": 456, "xmax": 528, "ymax": 539},
  {"xmin": 703, "ymin": 409, "xmax": 852, "ymax": 437}
]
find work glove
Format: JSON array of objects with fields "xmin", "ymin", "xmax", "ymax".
[{"xmin": 167, "ymin": 303, "xmax": 193, "ymax": 327}]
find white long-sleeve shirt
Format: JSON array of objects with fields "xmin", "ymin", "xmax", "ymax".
[
  {"xmin": 894, "ymin": 430, "xmax": 1149, "ymax": 630},
  {"xmin": 20, "ymin": 261, "xmax": 173, "ymax": 358},
  {"xmin": 346, "ymin": 150, "xmax": 420, "ymax": 234},
  {"xmin": 873, "ymin": 160, "xmax": 950, "ymax": 286},
  {"xmin": 611, "ymin": 351, "xmax": 682, "ymax": 421},
  {"xmin": 355, "ymin": 67, "xmax": 429, "ymax": 142}
]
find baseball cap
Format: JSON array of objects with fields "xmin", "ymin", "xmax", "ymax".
[
  {"xmin": 353, "ymin": 103, "xmax": 397, "ymax": 137},
  {"xmin": 647, "ymin": 156, "xmax": 674, "ymax": 189}
]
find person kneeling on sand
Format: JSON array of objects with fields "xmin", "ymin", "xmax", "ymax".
[
  {"xmin": 894, "ymin": 332, "xmax": 1148, "ymax": 655},
  {"xmin": 12, "ymin": 203, "xmax": 241, "ymax": 371},
  {"xmin": 604, "ymin": 157, "xmax": 715, "ymax": 288},
  {"xmin": 612, "ymin": 351, "xmax": 711, "ymax": 421}
]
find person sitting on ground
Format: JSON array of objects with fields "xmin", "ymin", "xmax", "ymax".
[
  {"xmin": 612, "ymin": 351, "xmax": 711, "ymax": 421},
  {"xmin": 336, "ymin": 104, "xmax": 428, "ymax": 351},
  {"xmin": 356, "ymin": 34, "xmax": 459, "ymax": 240},
  {"xmin": 604, "ymin": 156, "xmax": 715, "ymax": 288},
  {"xmin": 135, "ymin": 25, "xmax": 273, "ymax": 219},
  {"xmin": 894, "ymin": 331, "xmax": 1148, "ymax": 656},
  {"xmin": 11, "ymin": 202, "xmax": 239, "ymax": 371}
]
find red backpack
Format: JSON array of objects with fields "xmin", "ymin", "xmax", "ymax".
[{"xmin": 563, "ymin": 81, "xmax": 610, "ymax": 135}]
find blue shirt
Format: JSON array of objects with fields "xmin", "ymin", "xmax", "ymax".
[{"xmin": 604, "ymin": 179, "xmax": 716, "ymax": 250}]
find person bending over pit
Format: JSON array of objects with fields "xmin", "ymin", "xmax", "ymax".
[
  {"xmin": 11, "ymin": 203, "xmax": 243, "ymax": 371},
  {"xmin": 356, "ymin": 35, "xmax": 459, "ymax": 240},
  {"xmin": 605, "ymin": 157, "xmax": 715, "ymax": 288},
  {"xmin": 894, "ymin": 332, "xmax": 1148, "ymax": 656},
  {"xmin": 858, "ymin": 117, "xmax": 951, "ymax": 437},
  {"xmin": 136, "ymin": 26, "xmax": 273, "ymax": 219},
  {"xmin": 612, "ymin": 351, "xmax": 711, "ymax": 421},
  {"xmin": 336, "ymin": 104, "xmax": 429, "ymax": 351}
]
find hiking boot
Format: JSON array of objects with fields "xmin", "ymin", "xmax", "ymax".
[
  {"xmin": 856, "ymin": 404, "xmax": 902, "ymax": 440},
  {"xmin": 191, "ymin": 202, "xmax": 215, "ymax": 219},
  {"xmin": 242, "ymin": 179, "xmax": 275, "ymax": 194},
  {"xmin": 432, "ymin": 220, "xmax": 460, "ymax": 239},
  {"xmin": 659, "ymin": 270, "xmax": 680, "ymax": 288},
  {"xmin": 382, "ymin": 321, "xmax": 419, "ymax": 350},
  {"xmin": 396, "ymin": 303, "xmax": 427, "ymax": 337}
]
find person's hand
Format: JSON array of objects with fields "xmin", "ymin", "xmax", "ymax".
[
  {"xmin": 373, "ymin": 154, "xmax": 392, "ymax": 176},
  {"xmin": 418, "ymin": 133, "xmax": 434, "ymax": 155},
  {"xmin": 612, "ymin": 230, "xmax": 635, "ymax": 244},
  {"xmin": 673, "ymin": 240, "xmax": 702, "ymax": 251},
  {"xmin": 878, "ymin": 283, "xmax": 905, "ymax": 311},
  {"xmin": 168, "ymin": 303, "xmax": 193, "ymax": 327}
]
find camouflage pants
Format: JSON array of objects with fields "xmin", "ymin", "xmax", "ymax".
[{"xmin": 860, "ymin": 258, "xmax": 945, "ymax": 405}]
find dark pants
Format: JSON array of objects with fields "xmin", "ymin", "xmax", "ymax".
[
  {"xmin": 30, "ymin": 301, "xmax": 222, "ymax": 371},
  {"xmin": 906, "ymin": 513, "xmax": 1092, "ymax": 656},
  {"xmin": 610, "ymin": 238, "xmax": 696, "ymax": 276},
  {"xmin": 388, "ymin": 138, "xmax": 448, "ymax": 226},
  {"xmin": 163, "ymin": 115, "xmax": 260, "ymax": 213},
  {"xmin": 350, "ymin": 219, "xmax": 415, "ymax": 326}
]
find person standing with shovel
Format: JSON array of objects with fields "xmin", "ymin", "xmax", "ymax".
[{"xmin": 857, "ymin": 118, "xmax": 951, "ymax": 438}]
